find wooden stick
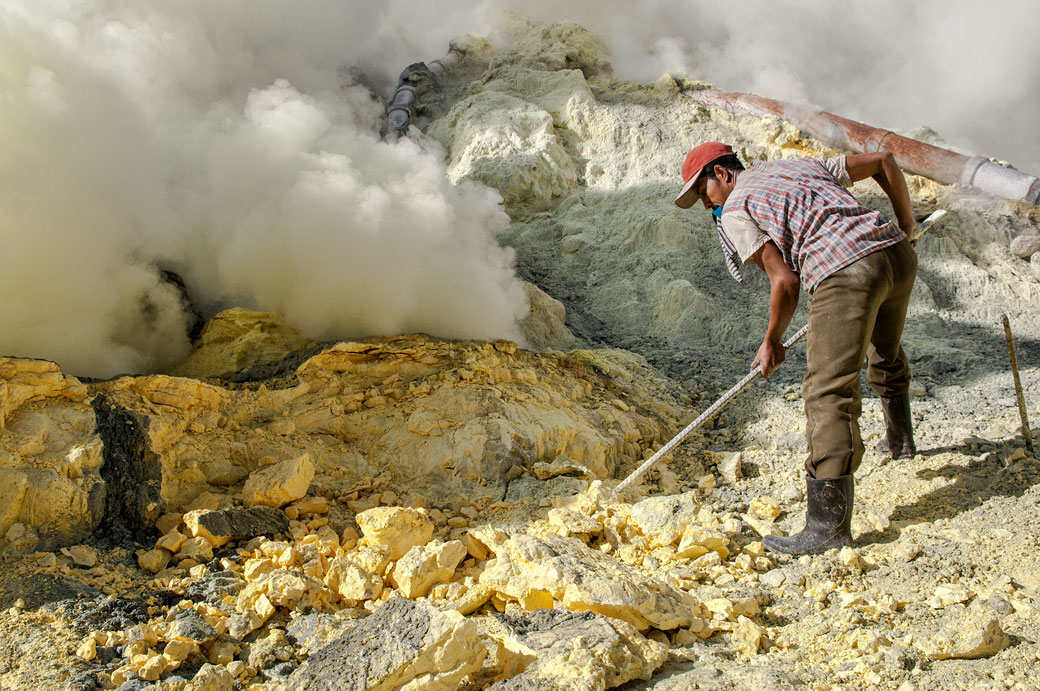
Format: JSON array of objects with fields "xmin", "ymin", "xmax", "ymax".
[{"xmin": 1002, "ymin": 314, "xmax": 1034, "ymax": 457}]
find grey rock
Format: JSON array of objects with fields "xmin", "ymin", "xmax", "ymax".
[
  {"xmin": 778, "ymin": 484, "xmax": 803, "ymax": 504},
  {"xmin": 53, "ymin": 596, "xmax": 150, "ymax": 634},
  {"xmin": 1010, "ymin": 233, "xmax": 1040, "ymax": 259},
  {"xmin": 168, "ymin": 609, "xmax": 218, "ymax": 645},
  {"xmin": 193, "ymin": 506, "xmax": 289, "ymax": 543},
  {"xmin": 759, "ymin": 569, "xmax": 787, "ymax": 589},
  {"xmin": 248, "ymin": 628, "xmax": 294, "ymax": 670},
  {"xmin": 629, "ymin": 492, "xmax": 700, "ymax": 546},
  {"xmin": 266, "ymin": 661, "xmax": 297, "ymax": 681},
  {"xmin": 3, "ymin": 573, "xmax": 102, "ymax": 610},
  {"xmin": 286, "ymin": 612, "xmax": 364, "ymax": 655},
  {"xmin": 781, "ymin": 564, "xmax": 809, "ymax": 587},
  {"xmin": 718, "ymin": 452, "xmax": 742, "ymax": 484},
  {"xmin": 487, "ymin": 609, "xmax": 667, "ymax": 690},
  {"xmin": 284, "ymin": 599, "xmax": 482, "ymax": 691},
  {"xmin": 185, "ymin": 570, "xmax": 247, "ymax": 609},
  {"xmin": 985, "ymin": 594, "xmax": 1014, "ymax": 616}
]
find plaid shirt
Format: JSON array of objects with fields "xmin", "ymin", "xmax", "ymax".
[{"xmin": 721, "ymin": 158, "xmax": 905, "ymax": 292}]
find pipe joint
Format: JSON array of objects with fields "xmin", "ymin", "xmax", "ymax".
[{"xmin": 969, "ymin": 161, "xmax": 1040, "ymax": 205}]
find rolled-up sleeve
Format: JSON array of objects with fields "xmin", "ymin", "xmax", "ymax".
[
  {"xmin": 721, "ymin": 211, "xmax": 770, "ymax": 265},
  {"xmin": 822, "ymin": 155, "xmax": 852, "ymax": 187}
]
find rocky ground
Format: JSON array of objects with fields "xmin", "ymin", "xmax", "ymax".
[{"xmin": 2, "ymin": 14, "xmax": 1040, "ymax": 691}]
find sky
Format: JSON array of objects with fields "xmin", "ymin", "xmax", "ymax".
[{"xmin": 0, "ymin": 0, "xmax": 1035, "ymax": 376}]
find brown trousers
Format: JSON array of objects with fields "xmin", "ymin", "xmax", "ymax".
[{"xmin": 803, "ymin": 239, "xmax": 918, "ymax": 479}]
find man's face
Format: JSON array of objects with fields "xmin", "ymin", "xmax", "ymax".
[{"xmin": 693, "ymin": 165, "xmax": 735, "ymax": 210}]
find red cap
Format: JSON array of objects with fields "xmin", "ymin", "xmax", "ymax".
[{"xmin": 674, "ymin": 141, "xmax": 734, "ymax": 209}]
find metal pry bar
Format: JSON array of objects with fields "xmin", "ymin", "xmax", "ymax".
[
  {"xmin": 911, "ymin": 209, "xmax": 947, "ymax": 243},
  {"xmin": 614, "ymin": 323, "xmax": 809, "ymax": 494}
]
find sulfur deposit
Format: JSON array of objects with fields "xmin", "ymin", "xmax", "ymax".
[{"xmin": 2, "ymin": 14, "xmax": 1040, "ymax": 691}]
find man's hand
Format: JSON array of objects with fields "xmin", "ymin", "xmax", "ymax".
[{"xmin": 752, "ymin": 338, "xmax": 786, "ymax": 378}]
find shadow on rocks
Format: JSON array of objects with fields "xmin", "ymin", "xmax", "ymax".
[{"xmin": 857, "ymin": 444, "xmax": 1040, "ymax": 547}]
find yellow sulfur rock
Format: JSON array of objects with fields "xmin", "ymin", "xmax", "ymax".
[
  {"xmin": 749, "ymin": 497, "xmax": 781, "ymax": 521},
  {"xmin": 324, "ymin": 557, "xmax": 383, "ymax": 604},
  {"xmin": 346, "ymin": 545, "xmax": 392, "ymax": 577},
  {"xmin": 76, "ymin": 637, "xmax": 97, "ymax": 661},
  {"xmin": 128, "ymin": 623, "xmax": 160, "ymax": 647},
  {"xmin": 162, "ymin": 639, "xmax": 198, "ymax": 664},
  {"xmin": 178, "ymin": 537, "xmax": 213, "ymax": 562},
  {"xmin": 356, "ymin": 507, "xmax": 434, "ymax": 561},
  {"xmin": 124, "ymin": 640, "xmax": 148, "ymax": 658},
  {"xmin": 730, "ymin": 615, "xmax": 764, "ymax": 655},
  {"xmin": 839, "ymin": 546, "xmax": 862, "ymax": 571},
  {"xmin": 340, "ymin": 526, "xmax": 359, "ymax": 550},
  {"xmin": 208, "ymin": 639, "xmax": 237, "ymax": 665},
  {"xmin": 276, "ymin": 545, "xmax": 297, "ymax": 567},
  {"xmin": 547, "ymin": 508, "xmax": 602, "ymax": 537},
  {"xmin": 390, "ymin": 539, "xmax": 468, "ymax": 599},
  {"xmin": 927, "ymin": 584, "xmax": 972, "ymax": 609},
  {"xmin": 291, "ymin": 496, "xmax": 329, "ymax": 516},
  {"xmin": 742, "ymin": 513, "xmax": 782, "ymax": 538},
  {"xmin": 453, "ymin": 583, "xmax": 493, "ymax": 615},
  {"xmin": 743, "ymin": 541, "xmax": 765, "ymax": 558},
  {"xmin": 184, "ymin": 663, "xmax": 234, "ymax": 690},
  {"xmin": 181, "ymin": 510, "xmax": 230, "ymax": 548},
  {"xmin": 254, "ymin": 594, "xmax": 276, "ymax": 622},
  {"xmin": 462, "ymin": 531, "xmax": 489, "ymax": 561},
  {"xmin": 137, "ymin": 655, "xmax": 166, "ymax": 682},
  {"xmin": 241, "ymin": 454, "xmax": 315, "ymax": 509},
  {"xmin": 628, "ymin": 493, "xmax": 700, "ymax": 548},
  {"xmin": 480, "ymin": 533, "xmax": 702, "ymax": 631},
  {"xmin": 61, "ymin": 545, "xmax": 98, "ymax": 568},
  {"xmin": 155, "ymin": 529, "xmax": 187, "ymax": 553},
  {"xmin": 677, "ymin": 525, "xmax": 729, "ymax": 560},
  {"xmin": 35, "ymin": 552, "xmax": 57, "ymax": 568},
  {"xmin": 154, "ymin": 513, "xmax": 183, "ymax": 535},
  {"xmin": 518, "ymin": 589, "xmax": 554, "ymax": 611},
  {"xmin": 138, "ymin": 548, "xmax": 172, "ymax": 574},
  {"xmin": 922, "ymin": 614, "xmax": 1010, "ymax": 660},
  {"xmin": 243, "ymin": 557, "xmax": 275, "ymax": 581}
]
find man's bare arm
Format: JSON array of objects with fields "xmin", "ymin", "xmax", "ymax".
[
  {"xmin": 845, "ymin": 152, "xmax": 916, "ymax": 242},
  {"xmin": 750, "ymin": 241, "xmax": 800, "ymax": 378}
]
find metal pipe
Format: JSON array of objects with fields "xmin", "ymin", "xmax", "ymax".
[
  {"xmin": 385, "ymin": 49, "xmax": 465, "ymax": 138},
  {"xmin": 386, "ymin": 84, "xmax": 416, "ymax": 137},
  {"xmin": 684, "ymin": 89, "xmax": 1040, "ymax": 205}
]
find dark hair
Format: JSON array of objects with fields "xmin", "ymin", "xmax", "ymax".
[{"xmin": 699, "ymin": 154, "xmax": 745, "ymax": 180}]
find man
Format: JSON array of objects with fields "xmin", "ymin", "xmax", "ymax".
[{"xmin": 674, "ymin": 142, "xmax": 918, "ymax": 555}]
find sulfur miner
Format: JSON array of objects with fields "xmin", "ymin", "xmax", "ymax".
[{"xmin": 674, "ymin": 141, "xmax": 918, "ymax": 555}]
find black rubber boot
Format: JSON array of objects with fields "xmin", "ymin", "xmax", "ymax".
[
  {"xmin": 763, "ymin": 475, "xmax": 854, "ymax": 555},
  {"xmin": 876, "ymin": 394, "xmax": 916, "ymax": 459}
]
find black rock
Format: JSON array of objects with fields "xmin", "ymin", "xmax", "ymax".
[
  {"xmin": 2, "ymin": 573, "xmax": 102, "ymax": 610},
  {"xmin": 266, "ymin": 661, "xmax": 297, "ymax": 681},
  {"xmin": 284, "ymin": 599, "xmax": 434, "ymax": 690},
  {"xmin": 193, "ymin": 506, "xmax": 290, "ymax": 543},
  {"xmin": 92, "ymin": 394, "xmax": 165, "ymax": 542},
  {"xmin": 185, "ymin": 570, "xmax": 247, "ymax": 608},
  {"xmin": 168, "ymin": 608, "xmax": 218, "ymax": 644},
  {"xmin": 51, "ymin": 596, "xmax": 150, "ymax": 634}
]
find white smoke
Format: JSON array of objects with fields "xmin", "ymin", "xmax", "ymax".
[
  {"xmin": 0, "ymin": 1, "xmax": 526, "ymax": 377},
  {"xmin": 546, "ymin": 0, "xmax": 1040, "ymax": 175},
  {"xmin": 1, "ymin": 1, "xmax": 1035, "ymax": 376}
]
